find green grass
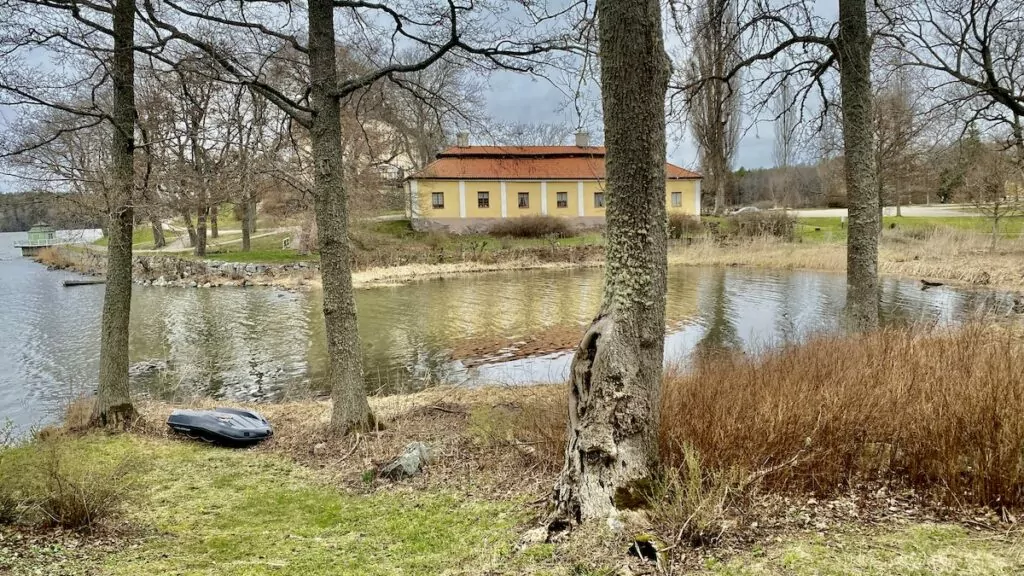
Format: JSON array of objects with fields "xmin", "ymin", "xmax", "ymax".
[
  {"xmin": 2, "ymin": 435, "xmax": 529, "ymax": 576},
  {"xmin": 791, "ymin": 215, "xmax": 1024, "ymax": 244},
  {"xmin": 92, "ymin": 226, "xmax": 181, "ymax": 249},
  {"xmin": 204, "ymin": 232, "xmax": 312, "ymax": 264},
  {"xmin": 708, "ymin": 524, "xmax": 1023, "ymax": 575},
  {"xmin": 2, "ymin": 435, "xmax": 1021, "ymax": 575}
]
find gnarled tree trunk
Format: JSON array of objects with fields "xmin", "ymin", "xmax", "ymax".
[
  {"xmin": 551, "ymin": 0, "xmax": 670, "ymax": 525},
  {"xmin": 838, "ymin": 0, "xmax": 879, "ymax": 330},
  {"xmin": 308, "ymin": 0, "xmax": 374, "ymax": 433},
  {"xmin": 91, "ymin": 0, "xmax": 138, "ymax": 428}
]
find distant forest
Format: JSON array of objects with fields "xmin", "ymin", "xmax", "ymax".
[{"xmin": 0, "ymin": 192, "xmax": 104, "ymax": 232}]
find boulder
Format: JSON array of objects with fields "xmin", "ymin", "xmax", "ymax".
[{"xmin": 380, "ymin": 442, "xmax": 434, "ymax": 480}]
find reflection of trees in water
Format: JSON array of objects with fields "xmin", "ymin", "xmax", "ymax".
[{"xmin": 693, "ymin": 269, "xmax": 742, "ymax": 362}]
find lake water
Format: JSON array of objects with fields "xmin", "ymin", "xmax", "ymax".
[{"xmin": 0, "ymin": 231, "xmax": 1012, "ymax": 433}]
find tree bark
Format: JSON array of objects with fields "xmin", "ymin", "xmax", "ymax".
[
  {"xmin": 182, "ymin": 210, "xmax": 197, "ymax": 247},
  {"xmin": 308, "ymin": 0, "xmax": 374, "ymax": 433},
  {"xmin": 551, "ymin": 0, "xmax": 670, "ymax": 525},
  {"xmin": 150, "ymin": 216, "xmax": 166, "ymax": 248},
  {"xmin": 91, "ymin": 0, "xmax": 138, "ymax": 428},
  {"xmin": 241, "ymin": 196, "xmax": 252, "ymax": 252},
  {"xmin": 837, "ymin": 0, "xmax": 879, "ymax": 330},
  {"xmin": 194, "ymin": 203, "xmax": 207, "ymax": 257},
  {"xmin": 210, "ymin": 204, "xmax": 219, "ymax": 238}
]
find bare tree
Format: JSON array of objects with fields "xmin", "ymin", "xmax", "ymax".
[
  {"xmin": 679, "ymin": 0, "xmax": 742, "ymax": 214},
  {"xmin": 552, "ymin": 0, "xmax": 670, "ymax": 525},
  {"xmin": 965, "ymin": 145, "xmax": 1020, "ymax": 250},
  {"xmin": 0, "ymin": 0, "xmax": 144, "ymax": 426},
  {"xmin": 142, "ymin": 0, "xmax": 574, "ymax": 432},
  {"xmin": 489, "ymin": 122, "xmax": 577, "ymax": 146},
  {"xmin": 889, "ymin": 0, "xmax": 1024, "ymax": 178},
  {"xmin": 771, "ymin": 74, "xmax": 798, "ymax": 206},
  {"xmin": 675, "ymin": 0, "xmax": 881, "ymax": 328},
  {"xmin": 873, "ymin": 67, "xmax": 922, "ymax": 218}
]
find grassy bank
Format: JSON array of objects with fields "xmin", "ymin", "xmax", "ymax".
[{"xmin": 4, "ymin": 327, "xmax": 1024, "ymax": 574}]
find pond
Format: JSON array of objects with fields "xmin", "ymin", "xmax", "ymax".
[{"xmin": 0, "ymin": 231, "xmax": 1012, "ymax": 433}]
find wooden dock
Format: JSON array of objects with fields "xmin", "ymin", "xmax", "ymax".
[{"xmin": 63, "ymin": 278, "xmax": 106, "ymax": 287}]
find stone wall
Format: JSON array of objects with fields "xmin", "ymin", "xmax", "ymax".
[{"xmin": 132, "ymin": 255, "xmax": 317, "ymax": 288}]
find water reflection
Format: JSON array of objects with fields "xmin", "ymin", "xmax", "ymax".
[{"xmin": 1, "ymin": 226, "xmax": 1016, "ymax": 434}]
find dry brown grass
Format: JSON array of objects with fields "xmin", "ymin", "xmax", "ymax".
[
  {"xmin": 134, "ymin": 385, "xmax": 566, "ymax": 498},
  {"xmin": 669, "ymin": 230, "xmax": 1024, "ymax": 291},
  {"xmin": 33, "ymin": 247, "xmax": 76, "ymax": 269},
  {"xmin": 509, "ymin": 326, "xmax": 1024, "ymax": 513}
]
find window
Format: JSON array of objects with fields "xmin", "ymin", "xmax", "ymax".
[
  {"xmin": 594, "ymin": 192, "xmax": 605, "ymax": 208},
  {"xmin": 556, "ymin": 192, "xmax": 568, "ymax": 208},
  {"xmin": 518, "ymin": 192, "xmax": 530, "ymax": 208},
  {"xmin": 431, "ymin": 192, "xmax": 444, "ymax": 209},
  {"xmin": 671, "ymin": 191, "xmax": 682, "ymax": 208},
  {"xmin": 477, "ymin": 191, "xmax": 490, "ymax": 208}
]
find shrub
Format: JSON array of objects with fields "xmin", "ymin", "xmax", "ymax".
[
  {"xmin": 520, "ymin": 325, "xmax": 1024, "ymax": 510},
  {"xmin": 33, "ymin": 247, "xmax": 75, "ymax": 269},
  {"xmin": 725, "ymin": 211, "xmax": 795, "ymax": 240},
  {"xmin": 0, "ymin": 437, "xmax": 139, "ymax": 531},
  {"xmin": 660, "ymin": 325, "xmax": 1024, "ymax": 508},
  {"xmin": 37, "ymin": 443, "xmax": 137, "ymax": 531},
  {"xmin": 648, "ymin": 444, "xmax": 739, "ymax": 546},
  {"xmin": 667, "ymin": 214, "xmax": 704, "ymax": 239},
  {"xmin": 487, "ymin": 215, "xmax": 575, "ymax": 239}
]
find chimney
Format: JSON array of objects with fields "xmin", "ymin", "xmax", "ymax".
[
  {"xmin": 456, "ymin": 132, "xmax": 470, "ymax": 147},
  {"xmin": 575, "ymin": 131, "xmax": 590, "ymax": 147}
]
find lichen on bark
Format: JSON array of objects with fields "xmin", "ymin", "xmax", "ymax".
[{"xmin": 551, "ymin": 0, "xmax": 670, "ymax": 526}]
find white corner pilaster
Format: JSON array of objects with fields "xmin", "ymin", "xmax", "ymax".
[
  {"xmin": 577, "ymin": 181, "xmax": 585, "ymax": 217},
  {"xmin": 500, "ymin": 181, "xmax": 508, "ymax": 218},
  {"xmin": 540, "ymin": 181, "xmax": 548, "ymax": 215},
  {"xmin": 458, "ymin": 180, "xmax": 467, "ymax": 218}
]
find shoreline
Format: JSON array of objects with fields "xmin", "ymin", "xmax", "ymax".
[{"xmin": 41, "ymin": 237, "xmax": 1024, "ymax": 293}]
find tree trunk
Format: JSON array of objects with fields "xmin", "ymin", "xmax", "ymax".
[
  {"xmin": 182, "ymin": 210, "xmax": 197, "ymax": 247},
  {"xmin": 241, "ymin": 196, "xmax": 252, "ymax": 252},
  {"xmin": 194, "ymin": 203, "xmax": 208, "ymax": 257},
  {"xmin": 210, "ymin": 204, "xmax": 219, "ymax": 238},
  {"xmin": 712, "ymin": 155, "xmax": 727, "ymax": 214},
  {"xmin": 551, "ymin": 0, "xmax": 670, "ymax": 525},
  {"xmin": 91, "ymin": 0, "xmax": 138, "ymax": 428},
  {"xmin": 249, "ymin": 197, "xmax": 257, "ymax": 233},
  {"xmin": 308, "ymin": 0, "xmax": 374, "ymax": 433},
  {"xmin": 838, "ymin": 0, "xmax": 879, "ymax": 330},
  {"xmin": 150, "ymin": 216, "xmax": 166, "ymax": 248}
]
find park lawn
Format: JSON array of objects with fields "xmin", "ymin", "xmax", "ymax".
[
  {"xmin": 204, "ymin": 232, "xmax": 310, "ymax": 264},
  {"xmin": 2, "ymin": 433, "xmax": 1020, "ymax": 576},
  {"xmin": 0, "ymin": 434, "xmax": 531, "ymax": 576},
  {"xmin": 92, "ymin": 226, "xmax": 181, "ymax": 249},
  {"xmin": 793, "ymin": 215, "xmax": 1024, "ymax": 244}
]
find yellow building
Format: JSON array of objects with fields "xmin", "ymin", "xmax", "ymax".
[{"xmin": 404, "ymin": 138, "xmax": 702, "ymax": 232}]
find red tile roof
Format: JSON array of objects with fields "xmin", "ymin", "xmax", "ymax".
[{"xmin": 409, "ymin": 146, "xmax": 702, "ymax": 180}]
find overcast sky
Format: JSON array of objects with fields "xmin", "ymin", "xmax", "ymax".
[{"xmin": 483, "ymin": 70, "xmax": 780, "ymax": 172}]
